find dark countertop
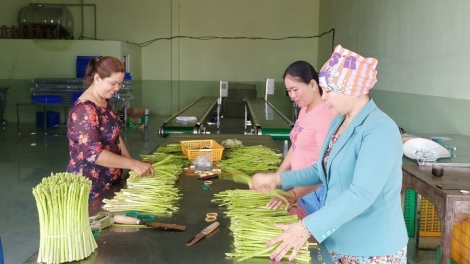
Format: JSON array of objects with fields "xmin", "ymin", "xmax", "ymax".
[{"xmin": 25, "ymin": 134, "xmax": 333, "ymax": 264}]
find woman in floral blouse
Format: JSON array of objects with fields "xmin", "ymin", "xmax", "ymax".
[{"xmin": 67, "ymin": 56, "xmax": 154, "ymax": 201}]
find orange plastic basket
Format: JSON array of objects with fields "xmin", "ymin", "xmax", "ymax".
[
  {"xmin": 180, "ymin": 140, "xmax": 224, "ymax": 161},
  {"xmin": 451, "ymin": 216, "xmax": 470, "ymax": 263},
  {"xmin": 419, "ymin": 197, "xmax": 441, "ymax": 237}
]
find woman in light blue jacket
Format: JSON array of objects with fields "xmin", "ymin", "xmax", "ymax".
[{"xmin": 250, "ymin": 45, "xmax": 408, "ymax": 263}]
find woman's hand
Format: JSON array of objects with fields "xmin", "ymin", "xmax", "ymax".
[
  {"xmin": 249, "ymin": 172, "xmax": 282, "ymax": 193},
  {"xmin": 267, "ymin": 194, "xmax": 295, "ymax": 210},
  {"xmin": 266, "ymin": 222, "xmax": 310, "ymax": 262},
  {"xmin": 132, "ymin": 160, "xmax": 155, "ymax": 177}
]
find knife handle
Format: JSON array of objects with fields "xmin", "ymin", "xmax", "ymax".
[
  {"xmin": 113, "ymin": 215, "xmax": 141, "ymax": 225},
  {"xmin": 197, "ymin": 174, "xmax": 219, "ymax": 180},
  {"xmin": 145, "ymin": 222, "xmax": 186, "ymax": 231},
  {"xmin": 202, "ymin": 221, "xmax": 220, "ymax": 235}
]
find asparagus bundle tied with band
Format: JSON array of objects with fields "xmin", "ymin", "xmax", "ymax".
[{"xmin": 33, "ymin": 172, "xmax": 97, "ymax": 264}]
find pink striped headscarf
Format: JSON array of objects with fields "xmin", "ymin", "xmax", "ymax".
[{"xmin": 318, "ymin": 45, "xmax": 378, "ymax": 96}]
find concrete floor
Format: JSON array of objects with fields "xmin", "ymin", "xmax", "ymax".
[
  {"xmin": 0, "ymin": 117, "xmax": 438, "ymax": 264},
  {"xmin": 0, "ymin": 117, "xmax": 168, "ymax": 264}
]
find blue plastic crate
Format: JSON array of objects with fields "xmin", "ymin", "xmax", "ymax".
[
  {"xmin": 31, "ymin": 95, "xmax": 62, "ymax": 103},
  {"xmin": 76, "ymin": 56, "xmax": 99, "ymax": 78},
  {"xmin": 36, "ymin": 111, "xmax": 60, "ymax": 128},
  {"xmin": 72, "ymin": 92, "xmax": 83, "ymax": 103},
  {"xmin": 0, "ymin": 237, "xmax": 3, "ymax": 264}
]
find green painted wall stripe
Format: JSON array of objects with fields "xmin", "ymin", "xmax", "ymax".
[{"xmin": 371, "ymin": 89, "xmax": 470, "ymax": 136}]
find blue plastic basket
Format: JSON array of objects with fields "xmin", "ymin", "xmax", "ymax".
[
  {"xmin": 36, "ymin": 111, "xmax": 60, "ymax": 128},
  {"xmin": 31, "ymin": 95, "xmax": 62, "ymax": 103},
  {"xmin": 76, "ymin": 56, "xmax": 99, "ymax": 78},
  {"xmin": 0, "ymin": 237, "xmax": 3, "ymax": 264},
  {"xmin": 72, "ymin": 92, "xmax": 83, "ymax": 103}
]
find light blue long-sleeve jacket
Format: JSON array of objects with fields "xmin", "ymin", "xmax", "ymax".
[{"xmin": 280, "ymin": 99, "xmax": 408, "ymax": 256}]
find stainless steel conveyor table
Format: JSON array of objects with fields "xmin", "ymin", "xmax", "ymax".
[
  {"xmin": 24, "ymin": 134, "xmax": 333, "ymax": 264},
  {"xmin": 158, "ymin": 97, "xmax": 219, "ymax": 137}
]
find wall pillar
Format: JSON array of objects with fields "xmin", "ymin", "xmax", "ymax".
[{"xmin": 171, "ymin": 0, "xmax": 180, "ymax": 114}]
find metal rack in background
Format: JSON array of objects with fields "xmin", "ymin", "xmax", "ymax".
[
  {"xmin": 31, "ymin": 78, "xmax": 133, "ymax": 104},
  {"xmin": 30, "ymin": 78, "xmax": 134, "ymax": 124}
]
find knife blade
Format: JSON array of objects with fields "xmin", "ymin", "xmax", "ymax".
[
  {"xmin": 186, "ymin": 221, "xmax": 220, "ymax": 246},
  {"xmin": 113, "ymin": 215, "xmax": 186, "ymax": 231}
]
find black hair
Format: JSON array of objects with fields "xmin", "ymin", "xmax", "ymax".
[
  {"xmin": 83, "ymin": 56, "xmax": 125, "ymax": 89},
  {"xmin": 283, "ymin": 61, "xmax": 322, "ymax": 95}
]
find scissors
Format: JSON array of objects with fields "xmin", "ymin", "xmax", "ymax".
[
  {"xmin": 116, "ymin": 212, "xmax": 186, "ymax": 231},
  {"xmin": 125, "ymin": 211, "xmax": 156, "ymax": 222}
]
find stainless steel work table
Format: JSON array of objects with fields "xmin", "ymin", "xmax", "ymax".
[{"xmin": 25, "ymin": 134, "xmax": 333, "ymax": 264}]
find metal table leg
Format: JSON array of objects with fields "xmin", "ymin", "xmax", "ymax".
[
  {"xmin": 283, "ymin": 140, "xmax": 288, "ymax": 158},
  {"xmin": 16, "ymin": 103, "xmax": 20, "ymax": 137}
]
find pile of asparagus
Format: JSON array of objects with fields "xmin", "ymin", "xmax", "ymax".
[
  {"xmin": 154, "ymin": 143, "xmax": 183, "ymax": 154},
  {"xmin": 216, "ymin": 145, "xmax": 282, "ymax": 184},
  {"xmin": 212, "ymin": 189, "xmax": 313, "ymax": 262},
  {"xmin": 103, "ymin": 152, "xmax": 187, "ymax": 215},
  {"xmin": 32, "ymin": 172, "xmax": 97, "ymax": 263}
]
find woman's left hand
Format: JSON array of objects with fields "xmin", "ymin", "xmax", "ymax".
[{"xmin": 266, "ymin": 222, "xmax": 310, "ymax": 262}]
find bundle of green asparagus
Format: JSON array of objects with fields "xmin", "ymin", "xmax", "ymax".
[
  {"xmin": 212, "ymin": 189, "xmax": 313, "ymax": 263},
  {"xmin": 103, "ymin": 153, "xmax": 183, "ymax": 215},
  {"xmin": 217, "ymin": 145, "xmax": 282, "ymax": 174},
  {"xmin": 154, "ymin": 143, "xmax": 183, "ymax": 154},
  {"xmin": 32, "ymin": 172, "xmax": 97, "ymax": 264},
  {"xmin": 140, "ymin": 151, "xmax": 189, "ymax": 166}
]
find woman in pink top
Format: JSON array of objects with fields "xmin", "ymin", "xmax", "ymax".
[{"xmin": 267, "ymin": 61, "xmax": 335, "ymax": 218}]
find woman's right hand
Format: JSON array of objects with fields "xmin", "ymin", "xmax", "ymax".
[
  {"xmin": 132, "ymin": 160, "xmax": 155, "ymax": 177},
  {"xmin": 249, "ymin": 172, "xmax": 281, "ymax": 193}
]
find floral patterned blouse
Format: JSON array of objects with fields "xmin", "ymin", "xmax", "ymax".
[
  {"xmin": 66, "ymin": 100, "xmax": 122, "ymax": 201},
  {"xmin": 322, "ymin": 134, "xmax": 341, "ymax": 176}
]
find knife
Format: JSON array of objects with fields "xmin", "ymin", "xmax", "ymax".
[
  {"xmin": 113, "ymin": 215, "xmax": 186, "ymax": 231},
  {"xmin": 197, "ymin": 173, "xmax": 219, "ymax": 180},
  {"xmin": 186, "ymin": 221, "xmax": 220, "ymax": 246}
]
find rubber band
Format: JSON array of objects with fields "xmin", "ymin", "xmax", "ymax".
[
  {"xmin": 141, "ymin": 214, "xmax": 156, "ymax": 222},
  {"xmin": 205, "ymin": 216, "xmax": 217, "ymax": 222},
  {"xmin": 204, "ymin": 181, "xmax": 212, "ymax": 185},
  {"xmin": 44, "ymin": 224, "xmax": 91, "ymax": 238},
  {"xmin": 206, "ymin": 212, "xmax": 218, "ymax": 217},
  {"xmin": 125, "ymin": 211, "xmax": 140, "ymax": 218},
  {"xmin": 288, "ymin": 190, "xmax": 298, "ymax": 203}
]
